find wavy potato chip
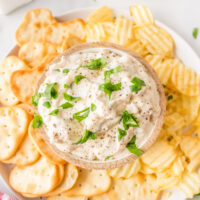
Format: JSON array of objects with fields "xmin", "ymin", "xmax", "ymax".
[
  {"xmin": 177, "ymin": 171, "xmax": 200, "ymax": 198},
  {"xmin": 179, "ymin": 95, "xmax": 200, "ymax": 123},
  {"xmin": 29, "ymin": 121, "xmax": 66, "ymax": 164},
  {"xmin": 145, "ymin": 55, "xmax": 182, "ymax": 85},
  {"xmin": 9, "ymin": 156, "xmax": 60, "ymax": 195},
  {"xmin": 141, "ymin": 140, "xmax": 177, "ymax": 172},
  {"xmin": 114, "ymin": 16, "xmax": 135, "ymax": 45},
  {"xmin": 107, "ymin": 158, "xmax": 141, "ymax": 179},
  {"xmin": 171, "ymin": 63, "xmax": 200, "ymax": 96},
  {"xmin": 0, "ymin": 107, "xmax": 29, "ymax": 161},
  {"xmin": 47, "ymin": 194, "xmax": 88, "ymax": 200},
  {"xmin": 18, "ymin": 42, "xmax": 59, "ymax": 68},
  {"xmin": 0, "ymin": 56, "xmax": 29, "ymax": 106},
  {"xmin": 130, "ymin": 5, "xmax": 154, "ymax": 26},
  {"xmin": 86, "ymin": 23, "xmax": 107, "ymax": 42},
  {"xmin": 87, "ymin": 6, "xmax": 114, "ymax": 24},
  {"xmin": 3, "ymin": 134, "xmax": 40, "ymax": 166},
  {"xmin": 47, "ymin": 164, "xmax": 78, "ymax": 196},
  {"xmin": 126, "ymin": 40, "xmax": 148, "ymax": 57},
  {"xmin": 180, "ymin": 136, "xmax": 200, "ymax": 172},
  {"xmin": 154, "ymin": 157, "xmax": 185, "ymax": 191},
  {"xmin": 15, "ymin": 8, "xmax": 56, "ymax": 46},
  {"xmin": 45, "ymin": 19, "xmax": 85, "ymax": 45},
  {"xmin": 139, "ymin": 163, "xmax": 155, "ymax": 175},
  {"xmin": 164, "ymin": 112, "xmax": 186, "ymax": 133},
  {"xmin": 64, "ymin": 168, "xmax": 111, "ymax": 197},
  {"xmin": 91, "ymin": 173, "xmax": 160, "ymax": 200},
  {"xmin": 11, "ymin": 64, "xmax": 45, "ymax": 104},
  {"xmin": 135, "ymin": 24, "xmax": 174, "ymax": 56}
]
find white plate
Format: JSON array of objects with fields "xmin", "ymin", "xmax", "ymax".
[{"xmin": 1, "ymin": 7, "xmax": 200, "ymax": 200}]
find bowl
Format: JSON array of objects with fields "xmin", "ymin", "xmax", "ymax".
[{"xmin": 35, "ymin": 42, "xmax": 166, "ymax": 169}]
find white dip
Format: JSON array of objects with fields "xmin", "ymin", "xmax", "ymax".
[{"xmin": 37, "ymin": 48, "xmax": 161, "ymax": 161}]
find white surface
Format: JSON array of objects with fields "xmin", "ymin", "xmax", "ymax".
[
  {"xmin": 0, "ymin": 0, "xmax": 32, "ymax": 14},
  {"xmin": 0, "ymin": 1, "xmax": 200, "ymax": 199}
]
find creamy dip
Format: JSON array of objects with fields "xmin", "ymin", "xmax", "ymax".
[{"xmin": 37, "ymin": 48, "xmax": 161, "ymax": 161}]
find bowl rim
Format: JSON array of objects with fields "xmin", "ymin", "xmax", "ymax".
[{"xmin": 35, "ymin": 42, "xmax": 166, "ymax": 170}]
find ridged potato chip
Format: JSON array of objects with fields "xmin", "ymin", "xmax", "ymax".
[
  {"xmin": 0, "ymin": 56, "xmax": 29, "ymax": 106},
  {"xmin": 29, "ymin": 121, "xmax": 66, "ymax": 164},
  {"xmin": 10, "ymin": 64, "xmax": 45, "ymax": 104},
  {"xmin": 141, "ymin": 140, "xmax": 177, "ymax": 172},
  {"xmin": 47, "ymin": 194, "xmax": 88, "ymax": 200},
  {"xmin": 130, "ymin": 5, "xmax": 154, "ymax": 26},
  {"xmin": 114, "ymin": 16, "xmax": 135, "ymax": 45},
  {"xmin": 15, "ymin": 8, "xmax": 56, "ymax": 46},
  {"xmin": 177, "ymin": 171, "xmax": 200, "ymax": 198},
  {"xmin": 3, "ymin": 134, "xmax": 40, "ymax": 166},
  {"xmin": 101, "ymin": 22, "xmax": 115, "ymax": 42},
  {"xmin": 47, "ymin": 164, "xmax": 78, "ymax": 196},
  {"xmin": 135, "ymin": 24, "xmax": 174, "ymax": 56},
  {"xmin": 9, "ymin": 156, "xmax": 60, "ymax": 195},
  {"xmin": 164, "ymin": 112, "xmax": 186, "ymax": 133},
  {"xmin": 86, "ymin": 23, "xmax": 107, "ymax": 42},
  {"xmin": 180, "ymin": 136, "xmax": 200, "ymax": 172},
  {"xmin": 145, "ymin": 55, "xmax": 182, "ymax": 85},
  {"xmin": 64, "ymin": 168, "xmax": 111, "ymax": 197},
  {"xmin": 91, "ymin": 173, "xmax": 160, "ymax": 200},
  {"xmin": 126, "ymin": 40, "xmax": 148, "ymax": 57},
  {"xmin": 154, "ymin": 157, "xmax": 185, "ymax": 191},
  {"xmin": 179, "ymin": 95, "xmax": 200, "ymax": 123},
  {"xmin": 139, "ymin": 163, "xmax": 155, "ymax": 175},
  {"xmin": 171, "ymin": 63, "xmax": 200, "ymax": 96},
  {"xmin": 44, "ymin": 19, "xmax": 85, "ymax": 45},
  {"xmin": 0, "ymin": 107, "xmax": 29, "ymax": 161},
  {"xmin": 87, "ymin": 6, "xmax": 114, "ymax": 24},
  {"xmin": 107, "ymin": 158, "xmax": 141, "ymax": 179},
  {"xmin": 18, "ymin": 42, "xmax": 59, "ymax": 68}
]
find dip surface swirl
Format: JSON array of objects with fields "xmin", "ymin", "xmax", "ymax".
[{"xmin": 37, "ymin": 48, "xmax": 161, "ymax": 161}]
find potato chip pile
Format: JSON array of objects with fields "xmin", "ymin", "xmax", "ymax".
[{"xmin": 0, "ymin": 5, "xmax": 200, "ymax": 200}]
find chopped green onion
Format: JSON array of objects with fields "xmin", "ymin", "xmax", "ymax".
[
  {"xmin": 105, "ymin": 155, "xmax": 112, "ymax": 161},
  {"xmin": 73, "ymin": 107, "xmax": 90, "ymax": 122},
  {"xmin": 91, "ymin": 103, "xmax": 96, "ymax": 111},
  {"xmin": 193, "ymin": 28, "xmax": 199, "ymax": 39},
  {"xmin": 63, "ymin": 92, "xmax": 81, "ymax": 102},
  {"xmin": 63, "ymin": 68, "xmax": 69, "ymax": 74},
  {"xmin": 130, "ymin": 77, "xmax": 145, "ymax": 92},
  {"xmin": 104, "ymin": 66, "xmax": 123, "ymax": 83},
  {"xmin": 32, "ymin": 113, "xmax": 43, "ymax": 129},
  {"xmin": 42, "ymin": 101, "xmax": 51, "ymax": 108},
  {"xmin": 49, "ymin": 109, "xmax": 60, "ymax": 116},
  {"xmin": 118, "ymin": 128, "xmax": 127, "ymax": 141},
  {"xmin": 121, "ymin": 110, "xmax": 139, "ymax": 130},
  {"xmin": 74, "ymin": 75, "xmax": 86, "ymax": 84},
  {"xmin": 60, "ymin": 102, "xmax": 73, "ymax": 109},
  {"xmin": 74, "ymin": 129, "xmax": 97, "ymax": 144},
  {"xmin": 32, "ymin": 93, "xmax": 41, "ymax": 107},
  {"xmin": 83, "ymin": 57, "xmax": 107, "ymax": 70},
  {"xmin": 126, "ymin": 135, "xmax": 142, "ymax": 157},
  {"xmin": 99, "ymin": 82, "xmax": 121, "ymax": 99},
  {"xmin": 43, "ymin": 83, "xmax": 58, "ymax": 99}
]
